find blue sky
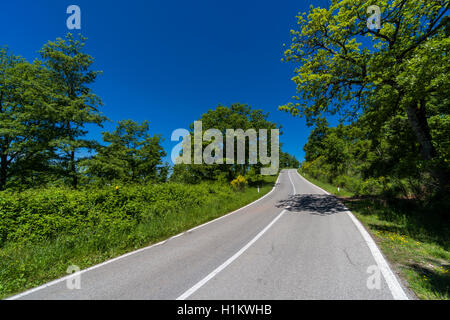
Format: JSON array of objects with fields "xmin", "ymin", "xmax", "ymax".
[{"xmin": 1, "ymin": 0, "xmax": 335, "ymax": 164}]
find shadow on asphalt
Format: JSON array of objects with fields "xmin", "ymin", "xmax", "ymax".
[{"xmin": 276, "ymin": 194, "xmax": 348, "ymax": 215}]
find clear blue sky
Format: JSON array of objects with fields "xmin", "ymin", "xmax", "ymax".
[{"xmin": 1, "ymin": 0, "xmax": 335, "ymax": 164}]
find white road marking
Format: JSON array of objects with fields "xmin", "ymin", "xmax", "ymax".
[
  {"xmin": 177, "ymin": 170, "xmax": 294, "ymax": 300},
  {"xmin": 6, "ymin": 173, "xmax": 282, "ymax": 300},
  {"xmin": 6, "ymin": 240, "xmax": 167, "ymax": 300},
  {"xmin": 176, "ymin": 209, "xmax": 287, "ymax": 300},
  {"xmin": 288, "ymin": 170, "xmax": 297, "ymax": 195},
  {"xmin": 295, "ymin": 170, "xmax": 330, "ymax": 195},
  {"xmin": 294, "ymin": 170, "xmax": 409, "ymax": 300},
  {"xmin": 346, "ymin": 211, "xmax": 409, "ymax": 300}
]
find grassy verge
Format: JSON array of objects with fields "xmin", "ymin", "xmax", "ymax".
[
  {"xmin": 299, "ymin": 170, "xmax": 450, "ymax": 300},
  {"xmin": 297, "ymin": 172, "xmax": 354, "ymax": 197},
  {"xmin": 0, "ymin": 176, "xmax": 276, "ymax": 299}
]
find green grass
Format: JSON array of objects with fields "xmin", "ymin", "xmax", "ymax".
[
  {"xmin": 0, "ymin": 176, "xmax": 276, "ymax": 299},
  {"xmin": 299, "ymin": 170, "xmax": 450, "ymax": 300},
  {"xmin": 297, "ymin": 171, "xmax": 354, "ymax": 197}
]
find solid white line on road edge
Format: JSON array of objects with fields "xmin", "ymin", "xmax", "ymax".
[
  {"xmin": 295, "ymin": 170, "xmax": 409, "ymax": 300},
  {"xmin": 345, "ymin": 211, "xmax": 409, "ymax": 300},
  {"xmin": 287, "ymin": 170, "xmax": 297, "ymax": 195},
  {"xmin": 7, "ymin": 173, "xmax": 284, "ymax": 300},
  {"xmin": 176, "ymin": 209, "xmax": 287, "ymax": 300},
  {"xmin": 295, "ymin": 170, "xmax": 330, "ymax": 195},
  {"xmin": 5, "ymin": 239, "xmax": 168, "ymax": 300},
  {"xmin": 186, "ymin": 171, "xmax": 282, "ymax": 234}
]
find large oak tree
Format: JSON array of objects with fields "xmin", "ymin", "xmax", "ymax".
[{"xmin": 281, "ymin": 0, "xmax": 449, "ymax": 185}]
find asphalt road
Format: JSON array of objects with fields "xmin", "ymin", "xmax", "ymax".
[{"xmin": 9, "ymin": 169, "xmax": 411, "ymax": 300}]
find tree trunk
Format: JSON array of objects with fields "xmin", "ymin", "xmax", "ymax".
[
  {"xmin": 70, "ymin": 149, "xmax": 78, "ymax": 189},
  {"xmin": 405, "ymin": 100, "xmax": 436, "ymax": 160},
  {"xmin": 405, "ymin": 100, "xmax": 449, "ymax": 190},
  {"xmin": 65, "ymin": 120, "xmax": 78, "ymax": 189},
  {"xmin": 0, "ymin": 95, "xmax": 5, "ymax": 191},
  {"xmin": 0, "ymin": 154, "xmax": 7, "ymax": 191}
]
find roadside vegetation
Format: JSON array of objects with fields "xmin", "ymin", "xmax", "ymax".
[
  {"xmin": 280, "ymin": 1, "xmax": 449, "ymax": 300},
  {"xmin": 2, "ymin": 0, "xmax": 447, "ymax": 301},
  {"xmin": 0, "ymin": 176, "xmax": 276, "ymax": 299},
  {"xmin": 299, "ymin": 169, "xmax": 449, "ymax": 300},
  {"xmin": 0, "ymin": 33, "xmax": 300, "ymax": 299}
]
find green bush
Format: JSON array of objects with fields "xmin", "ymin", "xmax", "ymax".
[
  {"xmin": 0, "ymin": 178, "xmax": 276, "ymax": 298},
  {"xmin": 301, "ymin": 158, "xmax": 333, "ymax": 183},
  {"xmin": 230, "ymin": 175, "xmax": 248, "ymax": 191},
  {"xmin": 358, "ymin": 177, "xmax": 384, "ymax": 195},
  {"xmin": 0, "ymin": 182, "xmax": 235, "ymax": 247},
  {"xmin": 333, "ymin": 175, "xmax": 362, "ymax": 193}
]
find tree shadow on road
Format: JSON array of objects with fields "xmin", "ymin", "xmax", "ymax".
[{"xmin": 276, "ymin": 194, "xmax": 348, "ymax": 215}]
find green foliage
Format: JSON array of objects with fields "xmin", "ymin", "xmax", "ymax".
[
  {"xmin": 81, "ymin": 120, "xmax": 166, "ymax": 184},
  {"xmin": 300, "ymin": 111, "xmax": 449, "ymax": 198},
  {"xmin": 230, "ymin": 175, "xmax": 248, "ymax": 191},
  {"xmin": 279, "ymin": 151, "xmax": 300, "ymax": 169},
  {"xmin": 281, "ymin": 0, "xmax": 450, "ymax": 188},
  {"xmin": 295, "ymin": 26, "xmax": 449, "ymax": 195},
  {"xmin": 0, "ymin": 182, "xmax": 229, "ymax": 246},
  {"xmin": 301, "ymin": 170, "xmax": 450, "ymax": 299},
  {"xmin": 39, "ymin": 33, "xmax": 106, "ymax": 188},
  {"xmin": 0, "ymin": 177, "xmax": 276, "ymax": 298},
  {"xmin": 244, "ymin": 166, "xmax": 264, "ymax": 185},
  {"xmin": 281, "ymin": 0, "xmax": 448, "ymax": 123},
  {"xmin": 358, "ymin": 177, "xmax": 384, "ymax": 195},
  {"xmin": 333, "ymin": 175, "xmax": 362, "ymax": 194},
  {"xmin": 0, "ymin": 34, "xmax": 106, "ymax": 190},
  {"xmin": 0, "ymin": 48, "xmax": 60, "ymax": 190},
  {"xmin": 171, "ymin": 103, "xmax": 280, "ymax": 183}
]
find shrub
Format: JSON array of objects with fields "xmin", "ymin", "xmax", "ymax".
[
  {"xmin": 333, "ymin": 175, "xmax": 362, "ymax": 193},
  {"xmin": 0, "ymin": 182, "xmax": 236, "ymax": 247},
  {"xmin": 333, "ymin": 175, "xmax": 347, "ymax": 188},
  {"xmin": 230, "ymin": 175, "xmax": 248, "ymax": 191},
  {"xmin": 358, "ymin": 177, "xmax": 383, "ymax": 195},
  {"xmin": 245, "ymin": 168, "xmax": 263, "ymax": 185}
]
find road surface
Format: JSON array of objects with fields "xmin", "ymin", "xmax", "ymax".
[{"xmin": 8, "ymin": 169, "xmax": 411, "ymax": 300}]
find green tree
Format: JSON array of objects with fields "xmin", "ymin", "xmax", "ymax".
[
  {"xmin": 281, "ymin": 0, "xmax": 449, "ymax": 187},
  {"xmin": 303, "ymin": 118, "xmax": 330, "ymax": 162},
  {"xmin": 171, "ymin": 103, "xmax": 280, "ymax": 183},
  {"xmin": 0, "ymin": 48, "xmax": 58, "ymax": 190},
  {"xmin": 83, "ymin": 120, "xmax": 166, "ymax": 184},
  {"xmin": 39, "ymin": 33, "xmax": 105, "ymax": 188},
  {"xmin": 280, "ymin": 152, "xmax": 300, "ymax": 169}
]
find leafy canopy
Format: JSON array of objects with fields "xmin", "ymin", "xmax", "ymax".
[{"xmin": 280, "ymin": 0, "xmax": 449, "ymax": 126}]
